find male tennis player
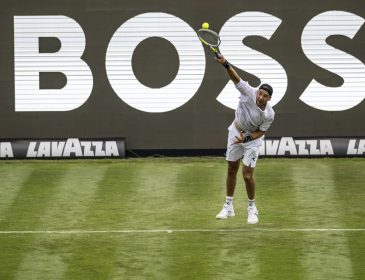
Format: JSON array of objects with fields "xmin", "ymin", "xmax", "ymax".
[{"xmin": 215, "ymin": 54, "xmax": 275, "ymax": 224}]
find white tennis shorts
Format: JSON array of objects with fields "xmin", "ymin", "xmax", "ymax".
[{"xmin": 225, "ymin": 123, "xmax": 260, "ymax": 167}]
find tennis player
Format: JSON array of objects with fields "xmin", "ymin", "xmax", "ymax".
[{"xmin": 215, "ymin": 53, "xmax": 275, "ymax": 224}]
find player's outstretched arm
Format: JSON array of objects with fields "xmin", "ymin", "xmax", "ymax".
[{"xmin": 215, "ymin": 54, "xmax": 241, "ymax": 84}]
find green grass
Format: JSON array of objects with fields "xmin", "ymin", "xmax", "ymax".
[{"xmin": 0, "ymin": 158, "xmax": 364, "ymax": 279}]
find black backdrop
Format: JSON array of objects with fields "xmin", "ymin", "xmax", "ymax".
[{"xmin": 0, "ymin": 0, "xmax": 364, "ymax": 150}]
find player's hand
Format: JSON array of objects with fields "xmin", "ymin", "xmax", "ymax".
[
  {"xmin": 234, "ymin": 131, "xmax": 245, "ymax": 144},
  {"xmin": 215, "ymin": 53, "xmax": 226, "ymax": 64}
]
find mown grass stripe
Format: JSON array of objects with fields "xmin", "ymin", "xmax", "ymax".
[
  {"xmin": 36, "ymin": 165, "xmax": 108, "ymax": 229},
  {"xmin": 14, "ymin": 165, "xmax": 108, "ymax": 280},
  {"xmin": 331, "ymin": 160, "xmax": 365, "ymax": 280},
  {"xmin": 0, "ymin": 166, "xmax": 70, "ymax": 280},
  {"xmin": 110, "ymin": 161, "xmax": 185, "ymax": 279},
  {"xmin": 159, "ymin": 163, "xmax": 228, "ymax": 280},
  {"xmin": 0, "ymin": 165, "xmax": 32, "ymax": 217},
  {"xmin": 62, "ymin": 164, "xmax": 141, "ymax": 280},
  {"xmin": 255, "ymin": 160, "xmax": 306, "ymax": 280},
  {"xmin": 291, "ymin": 162, "xmax": 354, "ymax": 280},
  {"xmin": 168, "ymin": 162, "xmax": 276, "ymax": 279},
  {"xmin": 15, "ymin": 248, "xmax": 67, "ymax": 280}
]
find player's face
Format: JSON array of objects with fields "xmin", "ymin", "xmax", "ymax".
[{"xmin": 256, "ymin": 89, "xmax": 271, "ymax": 108}]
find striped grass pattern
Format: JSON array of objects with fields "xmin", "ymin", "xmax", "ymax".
[{"xmin": 0, "ymin": 158, "xmax": 364, "ymax": 279}]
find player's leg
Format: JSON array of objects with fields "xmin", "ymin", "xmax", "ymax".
[
  {"xmin": 242, "ymin": 147, "xmax": 259, "ymax": 224},
  {"xmin": 242, "ymin": 164, "xmax": 255, "ymax": 200},
  {"xmin": 226, "ymin": 160, "xmax": 240, "ymax": 197},
  {"xmin": 216, "ymin": 123, "xmax": 244, "ymax": 219},
  {"xmin": 216, "ymin": 160, "xmax": 240, "ymax": 219}
]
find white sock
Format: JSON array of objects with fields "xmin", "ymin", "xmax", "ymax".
[
  {"xmin": 248, "ymin": 199, "xmax": 255, "ymax": 207},
  {"xmin": 226, "ymin": 196, "xmax": 233, "ymax": 205}
]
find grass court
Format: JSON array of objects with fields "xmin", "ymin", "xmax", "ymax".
[{"xmin": 0, "ymin": 158, "xmax": 364, "ymax": 279}]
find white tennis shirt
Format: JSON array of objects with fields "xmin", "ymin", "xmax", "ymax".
[{"xmin": 234, "ymin": 80, "xmax": 275, "ymax": 145}]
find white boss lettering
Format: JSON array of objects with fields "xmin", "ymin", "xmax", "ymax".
[
  {"xmin": 14, "ymin": 16, "xmax": 93, "ymax": 112},
  {"xmin": 105, "ymin": 12, "xmax": 205, "ymax": 113},
  {"xmin": 13, "ymin": 11, "xmax": 365, "ymax": 112},
  {"xmin": 217, "ymin": 12, "xmax": 288, "ymax": 109},
  {"xmin": 301, "ymin": 11, "xmax": 365, "ymax": 111}
]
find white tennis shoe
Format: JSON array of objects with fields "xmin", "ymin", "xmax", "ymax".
[
  {"xmin": 247, "ymin": 205, "xmax": 259, "ymax": 224},
  {"xmin": 216, "ymin": 203, "xmax": 235, "ymax": 219}
]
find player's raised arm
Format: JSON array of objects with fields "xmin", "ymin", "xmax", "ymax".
[{"xmin": 215, "ymin": 54, "xmax": 241, "ymax": 84}]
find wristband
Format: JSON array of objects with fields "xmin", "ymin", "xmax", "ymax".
[
  {"xmin": 223, "ymin": 60, "xmax": 230, "ymax": 69},
  {"xmin": 243, "ymin": 135, "xmax": 253, "ymax": 143}
]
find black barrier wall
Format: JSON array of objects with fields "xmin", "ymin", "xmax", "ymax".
[
  {"xmin": 1, "ymin": 137, "xmax": 363, "ymax": 159},
  {"xmin": 0, "ymin": 0, "xmax": 364, "ymax": 151}
]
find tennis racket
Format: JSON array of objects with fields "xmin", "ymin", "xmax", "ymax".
[{"xmin": 197, "ymin": 28, "xmax": 221, "ymax": 58}]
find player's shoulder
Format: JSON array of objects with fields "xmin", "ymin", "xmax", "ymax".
[{"xmin": 235, "ymin": 80, "xmax": 256, "ymax": 96}]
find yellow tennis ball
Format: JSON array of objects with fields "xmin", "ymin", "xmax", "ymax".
[{"xmin": 202, "ymin": 22, "xmax": 209, "ymax": 29}]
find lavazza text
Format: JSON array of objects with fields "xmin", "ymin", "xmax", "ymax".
[
  {"xmin": 0, "ymin": 138, "xmax": 364, "ymax": 158},
  {"xmin": 0, "ymin": 139, "xmax": 122, "ymax": 158}
]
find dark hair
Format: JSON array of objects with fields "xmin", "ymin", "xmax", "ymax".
[{"xmin": 259, "ymin": 84, "xmax": 273, "ymax": 96}]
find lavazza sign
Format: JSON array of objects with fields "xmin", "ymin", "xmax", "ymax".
[
  {"xmin": 0, "ymin": 139, "xmax": 126, "ymax": 159},
  {"xmin": 14, "ymin": 10, "xmax": 365, "ymax": 113},
  {"xmin": 259, "ymin": 138, "xmax": 365, "ymax": 157},
  {"xmin": 0, "ymin": 138, "xmax": 363, "ymax": 158}
]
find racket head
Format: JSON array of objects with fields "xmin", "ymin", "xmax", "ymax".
[{"xmin": 197, "ymin": 28, "xmax": 221, "ymax": 47}]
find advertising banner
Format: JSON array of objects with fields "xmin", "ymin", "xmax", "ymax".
[
  {"xmin": 0, "ymin": 138, "xmax": 126, "ymax": 159},
  {"xmin": 2, "ymin": 137, "xmax": 363, "ymax": 159},
  {"xmin": 0, "ymin": 0, "xmax": 364, "ymax": 154}
]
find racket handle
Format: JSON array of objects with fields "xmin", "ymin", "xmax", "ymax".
[
  {"xmin": 214, "ymin": 48, "xmax": 221, "ymax": 58},
  {"xmin": 210, "ymin": 46, "xmax": 220, "ymax": 58}
]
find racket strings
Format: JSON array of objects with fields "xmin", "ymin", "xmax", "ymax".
[{"xmin": 198, "ymin": 30, "xmax": 220, "ymax": 46}]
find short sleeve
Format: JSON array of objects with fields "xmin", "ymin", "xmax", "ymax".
[{"xmin": 235, "ymin": 80, "xmax": 255, "ymax": 98}]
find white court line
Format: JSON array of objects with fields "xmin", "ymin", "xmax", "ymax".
[{"xmin": 0, "ymin": 228, "xmax": 364, "ymax": 234}]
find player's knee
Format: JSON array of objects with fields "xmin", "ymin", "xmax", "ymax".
[
  {"xmin": 243, "ymin": 172, "xmax": 253, "ymax": 182},
  {"xmin": 227, "ymin": 161, "xmax": 239, "ymax": 175}
]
